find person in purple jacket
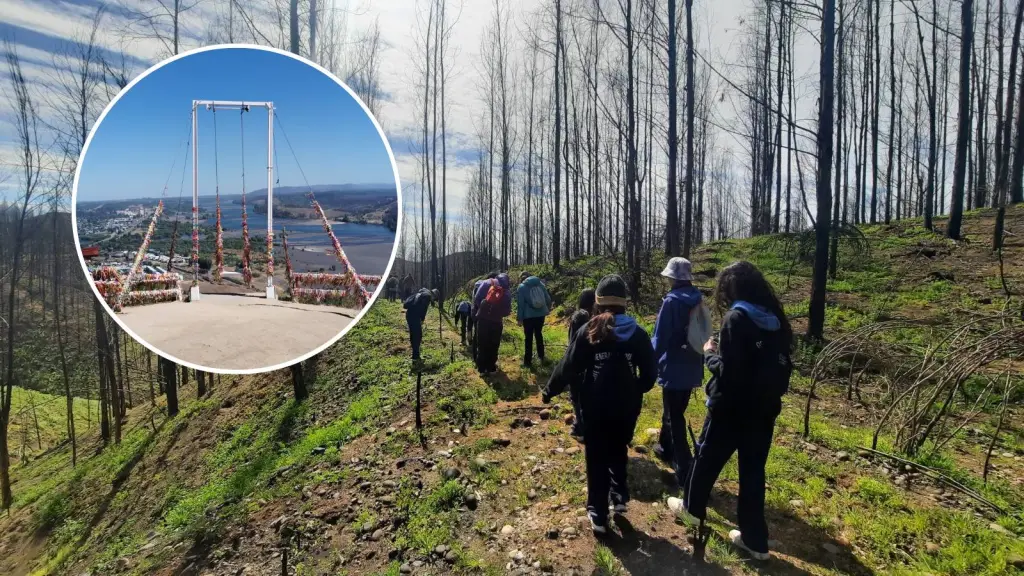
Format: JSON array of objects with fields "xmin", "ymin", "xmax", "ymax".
[{"xmin": 473, "ymin": 272, "xmax": 512, "ymax": 374}]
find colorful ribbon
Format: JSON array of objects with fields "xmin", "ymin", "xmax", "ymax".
[
  {"xmin": 309, "ymin": 197, "xmax": 370, "ymax": 305},
  {"xmin": 117, "ymin": 201, "xmax": 164, "ymax": 311}
]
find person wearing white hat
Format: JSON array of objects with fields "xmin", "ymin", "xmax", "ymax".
[{"xmin": 651, "ymin": 256, "xmax": 710, "ymax": 493}]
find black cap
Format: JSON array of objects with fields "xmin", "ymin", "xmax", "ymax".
[{"xmin": 595, "ymin": 275, "xmax": 628, "ymax": 306}]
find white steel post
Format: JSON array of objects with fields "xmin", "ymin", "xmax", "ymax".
[
  {"xmin": 266, "ymin": 103, "xmax": 276, "ymax": 300},
  {"xmin": 190, "ymin": 101, "xmax": 201, "ymax": 302}
]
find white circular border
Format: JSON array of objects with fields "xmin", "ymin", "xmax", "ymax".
[{"xmin": 71, "ymin": 44, "xmax": 404, "ymax": 376}]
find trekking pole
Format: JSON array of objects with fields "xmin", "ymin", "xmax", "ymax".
[
  {"xmin": 415, "ymin": 371, "xmax": 422, "ymax": 430},
  {"xmin": 693, "ymin": 517, "xmax": 709, "ymax": 564},
  {"xmin": 686, "ymin": 422, "xmax": 699, "ymax": 451}
]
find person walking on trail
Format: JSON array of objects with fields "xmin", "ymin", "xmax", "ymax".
[
  {"xmin": 403, "ymin": 287, "xmax": 433, "ymax": 361},
  {"xmin": 474, "ymin": 272, "xmax": 512, "ymax": 374},
  {"xmin": 668, "ymin": 261, "xmax": 793, "ymax": 561},
  {"xmin": 454, "ymin": 299, "xmax": 473, "ymax": 345},
  {"xmin": 471, "ymin": 272, "xmax": 498, "ymax": 361},
  {"xmin": 384, "ymin": 276, "xmax": 399, "ymax": 301},
  {"xmin": 516, "ymin": 271, "xmax": 552, "ymax": 367},
  {"xmin": 544, "ymin": 288, "xmax": 595, "ymax": 441},
  {"xmin": 542, "ymin": 275, "xmax": 656, "ymax": 535},
  {"xmin": 652, "ymin": 257, "xmax": 712, "ymax": 493}
]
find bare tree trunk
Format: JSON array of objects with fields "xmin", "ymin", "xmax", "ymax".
[
  {"xmin": 948, "ymin": 0, "xmax": 974, "ymax": 239},
  {"xmin": 809, "ymin": 0, "xmax": 837, "ymax": 341}
]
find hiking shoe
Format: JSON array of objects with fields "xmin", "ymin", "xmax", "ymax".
[
  {"xmin": 611, "ymin": 503, "xmax": 628, "ymax": 514},
  {"xmin": 728, "ymin": 530, "xmax": 770, "ymax": 561},
  {"xmin": 589, "ymin": 514, "xmax": 608, "ymax": 535}
]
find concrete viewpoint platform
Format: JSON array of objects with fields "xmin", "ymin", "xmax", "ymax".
[{"xmin": 119, "ymin": 293, "xmax": 357, "ymax": 371}]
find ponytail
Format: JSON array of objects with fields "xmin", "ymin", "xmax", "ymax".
[
  {"xmin": 587, "ymin": 304, "xmax": 626, "ymax": 344},
  {"xmin": 587, "ymin": 312, "xmax": 615, "ymax": 344}
]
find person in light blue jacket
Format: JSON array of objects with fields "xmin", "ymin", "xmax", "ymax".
[
  {"xmin": 651, "ymin": 257, "xmax": 705, "ymax": 491},
  {"xmin": 516, "ymin": 271, "xmax": 552, "ymax": 366}
]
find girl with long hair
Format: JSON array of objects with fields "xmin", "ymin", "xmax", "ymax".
[{"xmin": 671, "ymin": 261, "xmax": 793, "ymax": 561}]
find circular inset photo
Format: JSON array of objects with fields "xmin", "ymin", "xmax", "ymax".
[{"xmin": 72, "ymin": 45, "xmax": 401, "ymax": 374}]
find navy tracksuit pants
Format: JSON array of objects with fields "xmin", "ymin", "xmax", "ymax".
[
  {"xmin": 685, "ymin": 406, "xmax": 778, "ymax": 553},
  {"xmin": 584, "ymin": 419, "xmax": 633, "ymax": 523},
  {"xmin": 658, "ymin": 388, "xmax": 694, "ymax": 487}
]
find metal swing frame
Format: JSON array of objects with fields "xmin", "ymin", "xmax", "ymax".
[{"xmin": 191, "ymin": 99, "xmax": 276, "ymax": 301}]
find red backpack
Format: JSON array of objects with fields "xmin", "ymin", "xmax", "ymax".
[{"xmin": 479, "ymin": 279, "xmax": 505, "ymax": 316}]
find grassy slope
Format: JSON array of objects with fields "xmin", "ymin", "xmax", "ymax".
[
  {"xmin": 0, "ymin": 207, "xmax": 1022, "ymax": 576},
  {"xmin": 6, "ymin": 387, "xmax": 97, "ymax": 465}
]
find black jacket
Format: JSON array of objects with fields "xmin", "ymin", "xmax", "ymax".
[
  {"xmin": 545, "ymin": 314, "xmax": 656, "ymax": 432},
  {"xmin": 704, "ymin": 307, "xmax": 790, "ymax": 416},
  {"xmin": 567, "ymin": 310, "xmax": 591, "ymax": 345},
  {"xmin": 403, "ymin": 288, "xmax": 432, "ymax": 324}
]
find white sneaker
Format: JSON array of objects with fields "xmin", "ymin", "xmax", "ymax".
[
  {"xmin": 729, "ymin": 530, "xmax": 770, "ymax": 561},
  {"xmin": 666, "ymin": 497, "xmax": 701, "ymax": 525}
]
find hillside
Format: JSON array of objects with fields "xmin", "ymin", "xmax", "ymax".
[{"xmin": 1, "ymin": 207, "xmax": 1023, "ymax": 576}]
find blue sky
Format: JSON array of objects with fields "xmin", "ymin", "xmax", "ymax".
[{"xmin": 76, "ymin": 47, "xmax": 396, "ymax": 201}]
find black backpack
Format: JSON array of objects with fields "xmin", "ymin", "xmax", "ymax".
[{"xmin": 736, "ymin": 309, "xmax": 793, "ymax": 400}]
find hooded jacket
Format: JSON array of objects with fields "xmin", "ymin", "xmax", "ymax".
[
  {"xmin": 474, "ymin": 274, "xmax": 512, "ymax": 321},
  {"xmin": 704, "ymin": 300, "xmax": 788, "ymax": 414},
  {"xmin": 516, "ymin": 276, "xmax": 552, "ymax": 321},
  {"xmin": 651, "ymin": 285, "xmax": 705, "ymax": 391},
  {"xmin": 545, "ymin": 314, "xmax": 656, "ymax": 431},
  {"xmin": 403, "ymin": 288, "xmax": 433, "ymax": 324}
]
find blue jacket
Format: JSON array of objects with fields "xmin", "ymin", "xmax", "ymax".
[
  {"xmin": 516, "ymin": 276, "xmax": 552, "ymax": 321},
  {"xmin": 651, "ymin": 285, "xmax": 705, "ymax": 390},
  {"xmin": 474, "ymin": 274, "xmax": 512, "ymax": 321}
]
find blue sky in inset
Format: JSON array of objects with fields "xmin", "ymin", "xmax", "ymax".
[{"xmin": 76, "ymin": 47, "xmax": 396, "ymax": 201}]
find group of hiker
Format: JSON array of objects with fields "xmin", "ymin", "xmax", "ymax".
[
  {"xmin": 398, "ymin": 257, "xmax": 793, "ymax": 562},
  {"xmin": 543, "ymin": 257, "xmax": 792, "ymax": 561},
  {"xmin": 453, "ymin": 271, "xmax": 552, "ymax": 374}
]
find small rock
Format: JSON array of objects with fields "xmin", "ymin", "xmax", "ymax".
[
  {"xmin": 1007, "ymin": 554, "xmax": 1024, "ymax": 569},
  {"xmin": 361, "ymin": 522, "xmax": 374, "ymax": 534},
  {"xmin": 116, "ymin": 558, "xmax": 131, "ymax": 571},
  {"xmin": 565, "ymin": 447, "xmax": 580, "ymax": 456},
  {"xmin": 473, "ymin": 457, "xmax": 490, "ymax": 470},
  {"xmin": 563, "ymin": 414, "xmax": 575, "ymax": 425},
  {"xmin": 413, "ymin": 560, "xmax": 424, "ymax": 567},
  {"xmin": 493, "ymin": 437, "xmax": 512, "ymax": 447},
  {"xmin": 925, "ymin": 542, "xmax": 940, "ymax": 554},
  {"xmin": 634, "ymin": 445, "xmax": 649, "ymax": 454},
  {"xmin": 645, "ymin": 428, "xmax": 660, "ymax": 438},
  {"xmin": 836, "ymin": 451, "xmax": 850, "ymax": 462},
  {"xmin": 546, "ymin": 528, "xmax": 560, "ymax": 539},
  {"xmin": 399, "ymin": 564, "xmax": 413, "ymax": 574},
  {"xmin": 435, "ymin": 545, "xmax": 449, "ymax": 555},
  {"xmin": 789, "ymin": 499, "xmax": 805, "ymax": 509},
  {"xmin": 821, "ymin": 543, "xmax": 839, "ymax": 555},
  {"xmin": 990, "ymin": 522, "xmax": 1014, "ymax": 536},
  {"xmin": 370, "ymin": 529, "xmax": 385, "ymax": 541},
  {"xmin": 443, "ymin": 468, "xmax": 462, "ymax": 480},
  {"xmin": 539, "ymin": 409, "xmax": 552, "ymax": 420},
  {"xmin": 445, "ymin": 550, "xmax": 458, "ymax": 563},
  {"xmin": 804, "ymin": 443, "xmax": 819, "ymax": 452},
  {"xmin": 562, "ymin": 526, "xmax": 578, "ymax": 537},
  {"xmin": 501, "ymin": 524, "xmax": 514, "ymax": 535},
  {"xmin": 465, "ymin": 492, "xmax": 479, "ymax": 509},
  {"xmin": 311, "ymin": 446, "xmax": 327, "ymax": 456},
  {"xmin": 527, "ymin": 489, "xmax": 538, "ymax": 500}
]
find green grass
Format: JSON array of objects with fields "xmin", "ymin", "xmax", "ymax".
[{"xmin": 8, "ymin": 386, "xmax": 98, "ymax": 466}]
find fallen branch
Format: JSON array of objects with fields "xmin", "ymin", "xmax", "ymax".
[{"xmin": 855, "ymin": 446, "xmax": 1006, "ymax": 515}]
